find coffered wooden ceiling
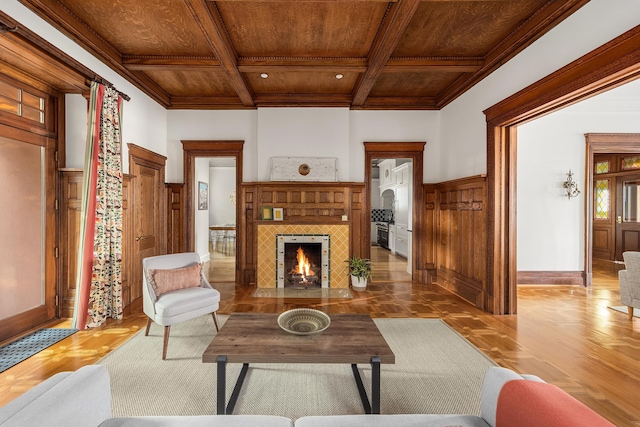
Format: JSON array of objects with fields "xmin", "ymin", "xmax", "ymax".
[{"xmin": 16, "ymin": 0, "xmax": 589, "ymax": 110}]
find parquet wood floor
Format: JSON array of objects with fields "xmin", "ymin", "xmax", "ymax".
[{"xmin": 1, "ymin": 248, "xmax": 638, "ymax": 425}]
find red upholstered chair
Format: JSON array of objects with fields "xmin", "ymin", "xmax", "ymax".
[{"xmin": 496, "ymin": 380, "xmax": 614, "ymax": 427}]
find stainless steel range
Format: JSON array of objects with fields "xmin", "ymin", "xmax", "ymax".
[{"xmin": 376, "ymin": 222, "xmax": 389, "ymax": 249}]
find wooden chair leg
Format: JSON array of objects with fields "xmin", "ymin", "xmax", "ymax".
[
  {"xmin": 629, "ymin": 306, "xmax": 634, "ymax": 320},
  {"xmin": 212, "ymin": 312, "xmax": 220, "ymax": 332},
  {"xmin": 162, "ymin": 326, "xmax": 171, "ymax": 360},
  {"xmin": 145, "ymin": 318, "xmax": 152, "ymax": 336}
]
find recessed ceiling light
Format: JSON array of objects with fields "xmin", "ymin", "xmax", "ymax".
[
  {"xmin": 260, "ymin": 73, "xmax": 269, "ymax": 79},
  {"xmin": 335, "ymin": 73, "xmax": 344, "ymax": 79}
]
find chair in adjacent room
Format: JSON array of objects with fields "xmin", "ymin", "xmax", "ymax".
[
  {"xmin": 142, "ymin": 252, "xmax": 220, "ymax": 359},
  {"xmin": 619, "ymin": 251, "xmax": 640, "ymax": 319}
]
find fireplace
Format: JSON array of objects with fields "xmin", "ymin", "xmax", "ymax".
[{"xmin": 277, "ymin": 234, "xmax": 329, "ymax": 288}]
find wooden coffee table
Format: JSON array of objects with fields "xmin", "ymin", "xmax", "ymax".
[{"xmin": 202, "ymin": 312, "xmax": 395, "ymax": 415}]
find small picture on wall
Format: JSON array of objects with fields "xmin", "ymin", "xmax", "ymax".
[
  {"xmin": 198, "ymin": 181, "xmax": 208, "ymax": 210},
  {"xmin": 273, "ymin": 207, "xmax": 284, "ymax": 221},
  {"xmin": 261, "ymin": 206, "xmax": 273, "ymax": 220}
]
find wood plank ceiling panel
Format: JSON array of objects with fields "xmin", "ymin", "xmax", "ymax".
[{"xmin": 14, "ymin": 0, "xmax": 591, "ymax": 110}]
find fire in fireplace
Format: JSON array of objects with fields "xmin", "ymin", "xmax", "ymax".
[
  {"xmin": 285, "ymin": 244, "xmax": 322, "ymax": 287},
  {"xmin": 277, "ymin": 234, "xmax": 330, "ymax": 288}
]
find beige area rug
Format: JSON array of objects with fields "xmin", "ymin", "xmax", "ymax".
[
  {"xmin": 98, "ymin": 316, "xmax": 496, "ymax": 421},
  {"xmin": 608, "ymin": 305, "xmax": 639, "ymax": 318}
]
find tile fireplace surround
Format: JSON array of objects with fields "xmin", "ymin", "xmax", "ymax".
[{"xmin": 257, "ymin": 224, "xmax": 349, "ymax": 288}]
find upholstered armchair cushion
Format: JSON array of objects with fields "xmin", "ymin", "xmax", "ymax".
[{"xmin": 147, "ymin": 263, "xmax": 203, "ymax": 295}]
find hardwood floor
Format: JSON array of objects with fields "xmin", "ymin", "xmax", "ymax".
[{"xmin": 1, "ymin": 249, "xmax": 638, "ymax": 425}]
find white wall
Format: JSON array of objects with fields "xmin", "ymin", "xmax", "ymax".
[
  {"xmin": 349, "ymin": 110, "xmax": 440, "ymax": 182},
  {"xmin": 517, "ymin": 78, "xmax": 640, "ymax": 271},
  {"xmin": 3, "ymin": 1, "xmax": 167, "ymax": 174},
  {"xmin": 167, "ymin": 108, "xmax": 438, "ymax": 183},
  {"xmin": 194, "ymin": 158, "xmax": 211, "ymax": 262},
  {"xmin": 439, "ymin": 0, "xmax": 640, "ymax": 182},
  {"xmin": 257, "ymin": 108, "xmax": 350, "ymax": 181},
  {"xmin": 209, "ymin": 167, "xmax": 236, "ymax": 225},
  {"xmin": 166, "ymin": 110, "xmax": 258, "ymax": 183}
]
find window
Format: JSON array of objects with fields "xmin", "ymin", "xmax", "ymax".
[
  {"xmin": 595, "ymin": 160, "xmax": 609, "ymax": 174},
  {"xmin": 621, "ymin": 156, "xmax": 640, "ymax": 171},
  {"xmin": 0, "ymin": 79, "xmax": 45, "ymax": 124},
  {"xmin": 595, "ymin": 180, "xmax": 609, "ymax": 220}
]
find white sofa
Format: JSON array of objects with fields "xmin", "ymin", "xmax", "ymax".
[{"xmin": 0, "ymin": 364, "xmax": 613, "ymax": 427}]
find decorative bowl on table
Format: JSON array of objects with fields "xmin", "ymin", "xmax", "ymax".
[{"xmin": 277, "ymin": 308, "xmax": 331, "ymax": 335}]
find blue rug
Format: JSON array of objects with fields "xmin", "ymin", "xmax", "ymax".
[{"xmin": 0, "ymin": 328, "xmax": 78, "ymax": 373}]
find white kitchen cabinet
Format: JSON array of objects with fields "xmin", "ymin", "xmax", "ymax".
[
  {"xmin": 388, "ymin": 224, "xmax": 396, "ymax": 253},
  {"xmin": 378, "ymin": 159, "xmax": 396, "ymax": 194},
  {"xmin": 392, "ymin": 162, "xmax": 413, "ymax": 262}
]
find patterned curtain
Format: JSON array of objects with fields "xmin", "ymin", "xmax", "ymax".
[{"xmin": 72, "ymin": 81, "xmax": 124, "ymax": 329}]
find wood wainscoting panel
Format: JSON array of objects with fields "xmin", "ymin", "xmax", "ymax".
[
  {"xmin": 59, "ymin": 169, "xmax": 83, "ymax": 318},
  {"xmin": 422, "ymin": 184, "xmax": 438, "ymax": 283},
  {"xmin": 435, "ymin": 176, "xmax": 487, "ymax": 309},
  {"xmin": 518, "ymin": 271, "xmax": 585, "ymax": 285}
]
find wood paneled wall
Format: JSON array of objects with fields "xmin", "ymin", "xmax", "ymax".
[
  {"xmin": 166, "ymin": 183, "xmax": 184, "ymax": 254},
  {"xmin": 239, "ymin": 182, "xmax": 367, "ymax": 284},
  {"xmin": 422, "ymin": 176, "xmax": 488, "ymax": 310}
]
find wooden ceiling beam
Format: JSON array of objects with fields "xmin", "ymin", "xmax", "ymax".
[
  {"xmin": 384, "ymin": 57, "xmax": 484, "ymax": 73},
  {"xmin": 183, "ymin": 0, "xmax": 254, "ymax": 107},
  {"xmin": 169, "ymin": 95, "xmax": 248, "ymax": 110},
  {"xmin": 122, "ymin": 56, "xmax": 221, "ymax": 71},
  {"xmin": 356, "ymin": 96, "xmax": 438, "ymax": 110},
  {"xmin": 352, "ymin": 0, "xmax": 421, "ymax": 107},
  {"xmin": 254, "ymin": 93, "xmax": 353, "ymax": 107}
]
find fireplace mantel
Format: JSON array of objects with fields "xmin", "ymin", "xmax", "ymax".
[{"xmin": 238, "ymin": 181, "xmax": 367, "ymax": 285}]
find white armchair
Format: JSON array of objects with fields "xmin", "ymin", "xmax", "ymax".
[
  {"xmin": 619, "ymin": 251, "xmax": 640, "ymax": 320},
  {"xmin": 143, "ymin": 252, "xmax": 220, "ymax": 359}
]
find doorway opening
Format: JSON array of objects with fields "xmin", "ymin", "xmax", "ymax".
[
  {"xmin": 370, "ymin": 158, "xmax": 412, "ymax": 281},
  {"xmin": 364, "ymin": 142, "xmax": 425, "ymax": 284},
  {"xmin": 182, "ymin": 140, "xmax": 244, "ymax": 284}
]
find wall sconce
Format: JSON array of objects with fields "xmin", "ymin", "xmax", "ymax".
[{"xmin": 563, "ymin": 170, "xmax": 580, "ymax": 199}]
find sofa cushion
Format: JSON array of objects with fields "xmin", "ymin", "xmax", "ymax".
[
  {"xmin": 147, "ymin": 263, "xmax": 202, "ymax": 296},
  {"xmin": 153, "ymin": 286, "xmax": 220, "ymax": 319},
  {"xmin": 496, "ymin": 380, "xmax": 614, "ymax": 427},
  {"xmin": 295, "ymin": 414, "xmax": 490, "ymax": 427},
  {"xmin": 0, "ymin": 365, "xmax": 111, "ymax": 427},
  {"xmin": 100, "ymin": 415, "xmax": 293, "ymax": 427}
]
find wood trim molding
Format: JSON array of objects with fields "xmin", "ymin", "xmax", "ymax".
[
  {"xmin": 483, "ymin": 25, "xmax": 640, "ymax": 314},
  {"xmin": 182, "ymin": 140, "xmax": 244, "ymax": 282},
  {"xmin": 517, "ymin": 271, "xmax": 585, "ymax": 286},
  {"xmin": 363, "ymin": 141, "xmax": 425, "ymax": 282}
]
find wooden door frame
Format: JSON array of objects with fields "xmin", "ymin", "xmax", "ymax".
[
  {"xmin": 586, "ymin": 134, "xmax": 640, "ymax": 281},
  {"xmin": 182, "ymin": 140, "xmax": 244, "ymax": 283},
  {"xmin": 363, "ymin": 141, "xmax": 425, "ymax": 282},
  {"xmin": 484, "ymin": 25, "xmax": 640, "ymax": 314}
]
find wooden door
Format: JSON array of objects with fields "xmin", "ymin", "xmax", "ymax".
[
  {"xmin": 615, "ymin": 173, "xmax": 640, "ymax": 260},
  {"xmin": 592, "ymin": 176, "xmax": 615, "ymax": 261},
  {"xmin": 128, "ymin": 144, "xmax": 166, "ymax": 306}
]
